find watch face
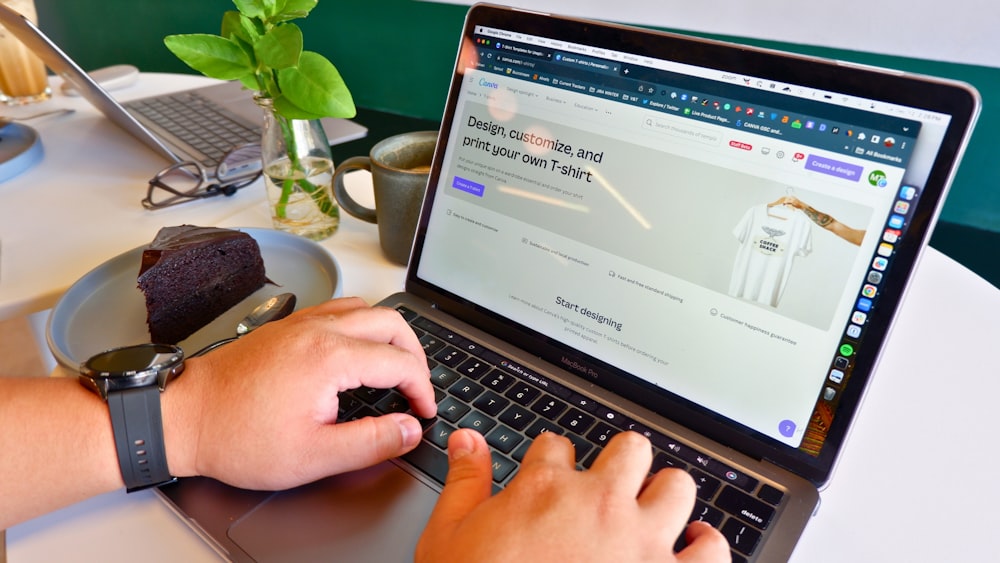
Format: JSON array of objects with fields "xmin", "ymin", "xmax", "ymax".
[{"xmin": 85, "ymin": 343, "xmax": 183, "ymax": 376}]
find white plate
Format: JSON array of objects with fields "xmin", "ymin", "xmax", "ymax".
[{"xmin": 47, "ymin": 227, "xmax": 343, "ymax": 368}]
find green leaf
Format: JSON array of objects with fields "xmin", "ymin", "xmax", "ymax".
[
  {"xmin": 164, "ymin": 34, "xmax": 254, "ymax": 80},
  {"xmin": 232, "ymin": 0, "xmax": 266, "ymax": 19},
  {"xmin": 221, "ymin": 11, "xmax": 260, "ymax": 45},
  {"xmin": 229, "ymin": 33, "xmax": 258, "ymax": 69},
  {"xmin": 255, "ymin": 23, "xmax": 302, "ymax": 70},
  {"xmin": 238, "ymin": 75, "xmax": 260, "ymax": 91},
  {"xmin": 221, "ymin": 11, "xmax": 243, "ymax": 40},
  {"xmin": 273, "ymin": 95, "xmax": 323, "ymax": 120},
  {"xmin": 277, "ymin": 51, "xmax": 356, "ymax": 118},
  {"xmin": 273, "ymin": 0, "xmax": 316, "ymax": 22}
]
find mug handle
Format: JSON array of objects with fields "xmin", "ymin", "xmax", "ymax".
[{"xmin": 333, "ymin": 156, "xmax": 378, "ymax": 223}]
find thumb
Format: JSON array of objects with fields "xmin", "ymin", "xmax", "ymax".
[
  {"xmin": 319, "ymin": 413, "xmax": 423, "ymax": 475},
  {"xmin": 422, "ymin": 429, "xmax": 493, "ymax": 534}
]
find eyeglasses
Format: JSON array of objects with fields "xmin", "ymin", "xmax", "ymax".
[{"xmin": 142, "ymin": 143, "xmax": 263, "ymax": 209}]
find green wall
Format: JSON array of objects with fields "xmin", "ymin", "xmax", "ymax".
[{"xmin": 33, "ymin": 0, "xmax": 1000, "ymax": 233}]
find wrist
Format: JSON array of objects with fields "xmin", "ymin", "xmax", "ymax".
[{"xmin": 160, "ymin": 359, "xmax": 205, "ymax": 479}]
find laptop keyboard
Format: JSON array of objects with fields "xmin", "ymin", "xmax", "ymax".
[
  {"xmin": 124, "ymin": 91, "xmax": 259, "ymax": 165},
  {"xmin": 337, "ymin": 306, "xmax": 786, "ymax": 562}
]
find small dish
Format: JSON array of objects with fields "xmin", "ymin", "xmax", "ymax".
[{"xmin": 47, "ymin": 227, "xmax": 342, "ymax": 368}]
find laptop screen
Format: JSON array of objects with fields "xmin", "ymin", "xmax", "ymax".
[{"xmin": 410, "ymin": 5, "xmax": 977, "ymax": 483}]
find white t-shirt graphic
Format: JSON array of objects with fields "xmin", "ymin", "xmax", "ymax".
[{"xmin": 729, "ymin": 204, "xmax": 812, "ymax": 306}]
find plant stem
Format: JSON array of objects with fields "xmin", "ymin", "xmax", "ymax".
[{"xmin": 271, "ymin": 111, "xmax": 337, "ymax": 219}]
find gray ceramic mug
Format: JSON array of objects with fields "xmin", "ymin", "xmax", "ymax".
[{"xmin": 333, "ymin": 131, "xmax": 437, "ymax": 265}]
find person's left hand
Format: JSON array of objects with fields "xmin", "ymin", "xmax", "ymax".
[{"xmin": 162, "ymin": 297, "xmax": 436, "ymax": 490}]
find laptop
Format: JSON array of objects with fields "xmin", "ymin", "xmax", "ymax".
[
  {"xmin": 0, "ymin": 3, "xmax": 367, "ymax": 167},
  {"xmin": 157, "ymin": 4, "xmax": 980, "ymax": 561}
]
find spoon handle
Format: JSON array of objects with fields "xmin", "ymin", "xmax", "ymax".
[{"xmin": 191, "ymin": 336, "xmax": 239, "ymax": 358}]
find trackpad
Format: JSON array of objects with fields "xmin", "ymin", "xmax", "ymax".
[{"xmin": 228, "ymin": 461, "xmax": 440, "ymax": 562}]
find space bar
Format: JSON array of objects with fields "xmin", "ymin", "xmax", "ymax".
[{"xmin": 401, "ymin": 441, "xmax": 450, "ymax": 485}]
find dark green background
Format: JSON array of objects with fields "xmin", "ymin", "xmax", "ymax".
[{"xmin": 32, "ymin": 0, "xmax": 1000, "ymax": 284}]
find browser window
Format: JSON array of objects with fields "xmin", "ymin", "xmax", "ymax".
[{"xmin": 418, "ymin": 25, "xmax": 950, "ymax": 452}]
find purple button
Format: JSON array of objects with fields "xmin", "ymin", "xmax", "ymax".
[
  {"xmin": 452, "ymin": 176, "xmax": 485, "ymax": 197},
  {"xmin": 805, "ymin": 155, "xmax": 863, "ymax": 182}
]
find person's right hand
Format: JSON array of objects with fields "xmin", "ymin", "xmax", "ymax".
[
  {"xmin": 163, "ymin": 297, "xmax": 437, "ymax": 491},
  {"xmin": 417, "ymin": 429, "xmax": 731, "ymax": 562}
]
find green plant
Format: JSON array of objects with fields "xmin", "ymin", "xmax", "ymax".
[
  {"xmin": 164, "ymin": 0, "xmax": 355, "ymax": 121},
  {"xmin": 164, "ymin": 0, "xmax": 352, "ymax": 228}
]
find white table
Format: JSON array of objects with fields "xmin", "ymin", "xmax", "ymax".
[
  {"xmin": 6, "ymin": 74, "xmax": 1000, "ymax": 562},
  {"xmin": 0, "ymin": 73, "xmax": 402, "ymax": 322}
]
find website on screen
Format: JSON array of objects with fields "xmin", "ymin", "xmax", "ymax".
[{"xmin": 418, "ymin": 31, "xmax": 926, "ymax": 447}]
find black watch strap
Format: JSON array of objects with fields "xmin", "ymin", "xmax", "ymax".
[{"xmin": 107, "ymin": 386, "xmax": 176, "ymax": 492}]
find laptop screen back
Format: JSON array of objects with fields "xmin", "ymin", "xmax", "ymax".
[{"xmin": 409, "ymin": 5, "xmax": 978, "ymax": 484}]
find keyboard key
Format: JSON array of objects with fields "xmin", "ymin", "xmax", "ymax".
[
  {"xmin": 703, "ymin": 460, "xmax": 759, "ymax": 493},
  {"xmin": 342, "ymin": 405, "xmax": 377, "ymax": 422},
  {"xmin": 355, "ymin": 386, "xmax": 390, "ymax": 404},
  {"xmin": 721, "ymin": 518, "xmax": 762, "ymax": 556},
  {"xmin": 689, "ymin": 469, "xmax": 721, "ymax": 501},
  {"xmin": 581, "ymin": 447, "xmax": 602, "ymax": 468},
  {"xmin": 425, "ymin": 420, "xmax": 457, "ymax": 449},
  {"xmin": 458, "ymin": 410, "xmax": 497, "ymax": 435},
  {"xmin": 374, "ymin": 391, "xmax": 411, "ymax": 414},
  {"xmin": 473, "ymin": 390, "xmax": 510, "ymax": 416},
  {"xmin": 716, "ymin": 486, "xmax": 775, "ymax": 530},
  {"xmin": 586, "ymin": 422, "xmax": 620, "ymax": 446},
  {"xmin": 498, "ymin": 404, "xmax": 536, "ymax": 431},
  {"xmin": 448, "ymin": 380, "xmax": 485, "ymax": 402},
  {"xmin": 525, "ymin": 418, "xmax": 563, "ymax": 438},
  {"xmin": 490, "ymin": 452, "xmax": 517, "ymax": 483},
  {"xmin": 688, "ymin": 500, "xmax": 724, "ymax": 527},
  {"xmin": 434, "ymin": 346, "xmax": 467, "ymax": 368},
  {"xmin": 485, "ymin": 424, "xmax": 524, "ymax": 453},
  {"xmin": 412, "ymin": 316, "xmax": 443, "ymax": 334},
  {"xmin": 437, "ymin": 396, "xmax": 471, "ymax": 423},
  {"xmin": 456, "ymin": 358, "xmax": 492, "ymax": 379},
  {"xmin": 531, "ymin": 396, "xmax": 568, "ymax": 420},
  {"xmin": 481, "ymin": 370, "xmax": 515, "ymax": 392},
  {"xmin": 757, "ymin": 484, "xmax": 785, "ymax": 506},
  {"xmin": 505, "ymin": 383, "xmax": 540, "ymax": 406},
  {"xmin": 566, "ymin": 392, "xmax": 601, "ymax": 414},
  {"xmin": 337, "ymin": 394, "xmax": 363, "ymax": 420},
  {"xmin": 419, "ymin": 334, "xmax": 446, "ymax": 355},
  {"xmin": 557, "ymin": 408, "xmax": 596, "ymax": 434},
  {"xmin": 651, "ymin": 451, "xmax": 686, "ymax": 472},
  {"xmin": 430, "ymin": 365, "xmax": 461, "ymax": 389},
  {"xmin": 394, "ymin": 306, "xmax": 418, "ymax": 322},
  {"xmin": 401, "ymin": 441, "xmax": 450, "ymax": 485}
]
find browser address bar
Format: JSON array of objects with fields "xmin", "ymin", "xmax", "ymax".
[{"xmin": 641, "ymin": 117, "xmax": 721, "ymax": 146}]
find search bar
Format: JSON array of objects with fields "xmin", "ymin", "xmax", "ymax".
[{"xmin": 641, "ymin": 117, "xmax": 721, "ymax": 146}]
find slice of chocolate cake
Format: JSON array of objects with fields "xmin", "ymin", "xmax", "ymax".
[{"xmin": 138, "ymin": 225, "xmax": 268, "ymax": 344}]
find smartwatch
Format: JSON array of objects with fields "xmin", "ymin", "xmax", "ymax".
[{"xmin": 79, "ymin": 343, "xmax": 185, "ymax": 492}]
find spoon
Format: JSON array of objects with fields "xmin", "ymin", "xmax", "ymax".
[{"xmin": 191, "ymin": 292, "xmax": 297, "ymax": 357}]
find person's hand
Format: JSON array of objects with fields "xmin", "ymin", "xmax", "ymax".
[
  {"xmin": 769, "ymin": 195, "xmax": 805, "ymax": 210},
  {"xmin": 417, "ymin": 429, "xmax": 730, "ymax": 562},
  {"xmin": 163, "ymin": 297, "xmax": 436, "ymax": 490}
]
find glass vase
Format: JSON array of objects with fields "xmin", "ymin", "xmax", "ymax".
[{"xmin": 257, "ymin": 97, "xmax": 339, "ymax": 240}]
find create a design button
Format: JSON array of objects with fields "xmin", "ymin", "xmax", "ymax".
[
  {"xmin": 805, "ymin": 155, "xmax": 863, "ymax": 182},
  {"xmin": 452, "ymin": 176, "xmax": 485, "ymax": 197}
]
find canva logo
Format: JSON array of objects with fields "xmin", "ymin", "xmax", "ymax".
[{"xmin": 478, "ymin": 77, "xmax": 499, "ymax": 89}]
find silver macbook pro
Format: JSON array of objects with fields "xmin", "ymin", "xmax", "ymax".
[
  {"xmin": 0, "ymin": 4, "xmax": 367, "ymax": 167},
  {"xmin": 154, "ymin": 3, "xmax": 979, "ymax": 561}
]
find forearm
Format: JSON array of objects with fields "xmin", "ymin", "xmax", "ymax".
[
  {"xmin": 0, "ymin": 377, "xmax": 123, "ymax": 528},
  {"xmin": 799, "ymin": 203, "xmax": 864, "ymax": 246}
]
